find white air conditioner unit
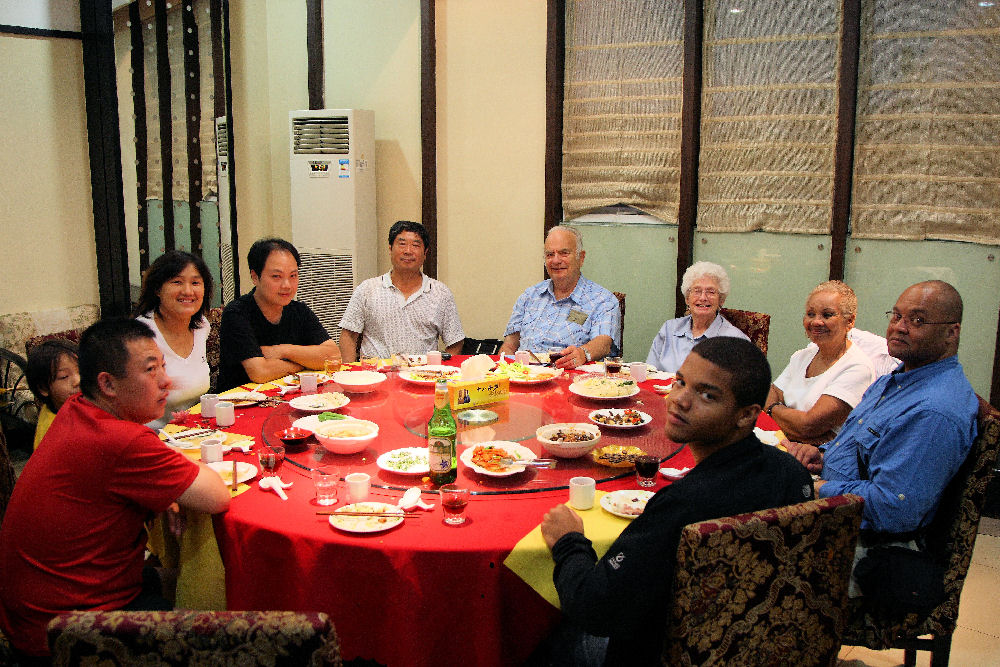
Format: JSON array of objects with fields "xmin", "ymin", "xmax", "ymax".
[
  {"xmin": 215, "ymin": 116, "xmax": 236, "ymax": 305},
  {"xmin": 289, "ymin": 109, "xmax": 376, "ymax": 342}
]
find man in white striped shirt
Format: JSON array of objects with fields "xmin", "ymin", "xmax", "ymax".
[{"xmin": 339, "ymin": 221, "xmax": 465, "ymax": 361}]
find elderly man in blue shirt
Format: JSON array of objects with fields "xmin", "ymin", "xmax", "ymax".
[
  {"xmin": 500, "ymin": 226, "xmax": 620, "ymax": 369},
  {"xmin": 787, "ymin": 281, "xmax": 977, "ymax": 584}
]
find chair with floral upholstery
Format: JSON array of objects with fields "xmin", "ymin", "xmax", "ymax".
[
  {"xmin": 662, "ymin": 494, "xmax": 864, "ymax": 666},
  {"xmin": 47, "ymin": 610, "xmax": 342, "ymax": 666},
  {"xmin": 206, "ymin": 306, "xmax": 224, "ymax": 392},
  {"xmin": 840, "ymin": 395, "xmax": 1000, "ymax": 667},
  {"xmin": 719, "ymin": 307, "xmax": 769, "ymax": 356}
]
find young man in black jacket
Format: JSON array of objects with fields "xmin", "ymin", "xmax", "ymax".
[{"xmin": 541, "ymin": 336, "xmax": 814, "ymax": 665}]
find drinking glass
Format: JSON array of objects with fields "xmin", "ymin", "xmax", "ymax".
[
  {"xmin": 440, "ymin": 484, "xmax": 470, "ymax": 525},
  {"xmin": 360, "ymin": 355, "xmax": 379, "ymax": 372},
  {"xmin": 634, "ymin": 455, "xmax": 659, "ymax": 488},
  {"xmin": 257, "ymin": 444, "xmax": 285, "ymax": 477},
  {"xmin": 312, "ymin": 466, "xmax": 340, "ymax": 506},
  {"xmin": 605, "ymin": 357, "xmax": 623, "ymax": 375},
  {"xmin": 547, "ymin": 346, "xmax": 565, "ymax": 367},
  {"xmin": 324, "ymin": 358, "xmax": 341, "ymax": 376}
]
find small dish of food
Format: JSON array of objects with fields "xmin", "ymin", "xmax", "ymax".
[
  {"xmin": 588, "ymin": 408, "xmax": 652, "ymax": 429},
  {"xmin": 534, "ymin": 423, "xmax": 601, "ymax": 458},
  {"xmin": 275, "ymin": 426, "xmax": 312, "ymax": 449}
]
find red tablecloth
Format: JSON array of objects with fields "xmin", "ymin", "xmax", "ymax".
[{"xmin": 207, "ymin": 362, "xmax": 698, "ymax": 666}]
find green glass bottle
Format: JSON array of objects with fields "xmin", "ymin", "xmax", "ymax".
[{"xmin": 427, "ymin": 379, "xmax": 457, "ymax": 485}]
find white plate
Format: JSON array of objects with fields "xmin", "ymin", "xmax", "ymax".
[
  {"xmin": 221, "ymin": 391, "xmax": 267, "ymax": 406},
  {"xmin": 491, "ymin": 365, "xmax": 563, "ymax": 384},
  {"xmin": 754, "ymin": 427, "xmax": 783, "ymax": 446},
  {"xmin": 600, "ymin": 489, "xmax": 655, "ymax": 519},
  {"xmin": 207, "ymin": 461, "xmax": 258, "ymax": 486},
  {"xmin": 568, "ymin": 378, "xmax": 640, "ymax": 400},
  {"xmin": 376, "ymin": 447, "xmax": 430, "ymax": 475},
  {"xmin": 292, "ymin": 414, "xmax": 357, "ymax": 432},
  {"xmin": 460, "ymin": 442, "xmax": 537, "ymax": 477},
  {"xmin": 659, "ymin": 466, "xmax": 691, "ymax": 481},
  {"xmin": 328, "ymin": 502, "xmax": 404, "ymax": 533},
  {"xmin": 288, "ymin": 392, "xmax": 350, "ymax": 413},
  {"xmin": 398, "ymin": 365, "xmax": 462, "ymax": 385},
  {"xmin": 588, "ymin": 409, "xmax": 652, "ymax": 429}
]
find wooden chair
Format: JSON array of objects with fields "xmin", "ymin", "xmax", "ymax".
[
  {"xmin": 0, "ymin": 422, "xmax": 15, "ymax": 528},
  {"xmin": 0, "ymin": 347, "xmax": 35, "ymax": 451},
  {"xmin": 840, "ymin": 396, "xmax": 1000, "ymax": 666},
  {"xmin": 663, "ymin": 494, "xmax": 864, "ymax": 666},
  {"xmin": 612, "ymin": 291, "xmax": 625, "ymax": 354},
  {"xmin": 719, "ymin": 307, "xmax": 770, "ymax": 355},
  {"xmin": 48, "ymin": 610, "xmax": 342, "ymax": 666}
]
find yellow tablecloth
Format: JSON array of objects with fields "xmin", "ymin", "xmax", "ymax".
[{"xmin": 503, "ymin": 491, "xmax": 631, "ymax": 608}]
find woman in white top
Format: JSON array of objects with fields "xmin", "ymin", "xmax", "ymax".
[
  {"xmin": 765, "ymin": 280, "xmax": 875, "ymax": 444},
  {"xmin": 133, "ymin": 250, "xmax": 213, "ymax": 429}
]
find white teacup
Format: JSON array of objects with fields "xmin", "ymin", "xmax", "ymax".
[{"xmin": 200, "ymin": 437, "xmax": 224, "ymax": 463}]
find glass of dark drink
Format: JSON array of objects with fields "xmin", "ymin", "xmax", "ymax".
[
  {"xmin": 440, "ymin": 484, "xmax": 470, "ymax": 525},
  {"xmin": 257, "ymin": 444, "xmax": 285, "ymax": 477},
  {"xmin": 605, "ymin": 356, "xmax": 623, "ymax": 375},
  {"xmin": 547, "ymin": 346, "xmax": 565, "ymax": 366},
  {"xmin": 634, "ymin": 455, "xmax": 659, "ymax": 488}
]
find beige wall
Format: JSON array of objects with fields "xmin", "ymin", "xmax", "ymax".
[
  {"xmin": 0, "ymin": 34, "xmax": 98, "ymax": 316},
  {"xmin": 227, "ymin": 0, "xmax": 546, "ymax": 339},
  {"xmin": 436, "ymin": 0, "xmax": 547, "ymax": 339}
]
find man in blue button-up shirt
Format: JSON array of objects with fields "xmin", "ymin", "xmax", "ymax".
[
  {"xmin": 786, "ymin": 280, "xmax": 978, "ymax": 535},
  {"xmin": 500, "ymin": 226, "xmax": 621, "ymax": 369}
]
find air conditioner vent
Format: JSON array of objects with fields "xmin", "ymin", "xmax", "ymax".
[
  {"xmin": 296, "ymin": 249, "xmax": 356, "ymax": 342},
  {"xmin": 216, "ymin": 120, "xmax": 228, "ymax": 157},
  {"xmin": 292, "ymin": 116, "xmax": 350, "ymax": 154}
]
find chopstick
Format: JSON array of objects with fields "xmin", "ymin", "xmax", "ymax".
[
  {"xmin": 316, "ymin": 511, "xmax": 417, "ymax": 517},
  {"xmin": 169, "ymin": 428, "xmax": 217, "ymax": 441}
]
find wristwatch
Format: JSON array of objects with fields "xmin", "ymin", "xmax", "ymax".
[
  {"xmin": 766, "ymin": 401, "xmax": 784, "ymax": 417},
  {"xmin": 583, "ymin": 348, "xmax": 592, "ymax": 362}
]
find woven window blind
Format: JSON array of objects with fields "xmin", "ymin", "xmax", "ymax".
[
  {"xmin": 851, "ymin": 1, "xmax": 1000, "ymax": 244},
  {"xmin": 698, "ymin": 0, "xmax": 842, "ymax": 233},
  {"xmin": 562, "ymin": 0, "xmax": 684, "ymax": 223}
]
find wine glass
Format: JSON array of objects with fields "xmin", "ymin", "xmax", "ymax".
[{"xmin": 257, "ymin": 444, "xmax": 285, "ymax": 477}]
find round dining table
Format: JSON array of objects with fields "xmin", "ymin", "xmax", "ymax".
[{"xmin": 201, "ymin": 359, "xmax": 766, "ymax": 666}]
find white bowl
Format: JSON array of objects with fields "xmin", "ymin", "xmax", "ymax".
[
  {"xmin": 314, "ymin": 419, "xmax": 379, "ymax": 454},
  {"xmin": 535, "ymin": 422, "xmax": 602, "ymax": 458},
  {"xmin": 332, "ymin": 370, "xmax": 386, "ymax": 393}
]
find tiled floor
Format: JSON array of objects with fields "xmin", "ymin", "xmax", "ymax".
[{"xmin": 838, "ymin": 517, "xmax": 1000, "ymax": 666}]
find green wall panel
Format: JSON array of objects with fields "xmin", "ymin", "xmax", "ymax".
[
  {"xmin": 565, "ymin": 226, "xmax": 997, "ymax": 397},
  {"xmin": 845, "ymin": 238, "xmax": 999, "ymax": 398},
  {"xmin": 568, "ymin": 223, "xmax": 678, "ymax": 363}
]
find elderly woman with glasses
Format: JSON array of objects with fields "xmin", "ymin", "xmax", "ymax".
[
  {"xmin": 765, "ymin": 280, "xmax": 876, "ymax": 444},
  {"xmin": 646, "ymin": 261, "xmax": 749, "ymax": 372}
]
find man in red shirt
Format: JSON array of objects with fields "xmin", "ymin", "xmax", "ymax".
[{"xmin": 0, "ymin": 318, "xmax": 230, "ymax": 659}]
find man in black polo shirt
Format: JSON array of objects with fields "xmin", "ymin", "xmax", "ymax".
[
  {"xmin": 218, "ymin": 238, "xmax": 341, "ymax": 390},
  {"xmin": 540, "ymin": 337, "xmax": 813, "ymax": 665}
]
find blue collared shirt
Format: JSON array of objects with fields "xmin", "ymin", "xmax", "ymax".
[
  {"xmin": 504, "ymin": 276, "xmax": 621, "ymax": 355},
  {"xmin": 645, "ymin": 314, "xmax": 749, "ymax": 373},
  {"xmin": 818, "ymin": 355, "xmax": 978, "ymax": 533}
]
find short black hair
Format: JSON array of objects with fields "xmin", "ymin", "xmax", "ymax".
[
  {"xmin": 247, "ymin": 238, "xmax": 300, "ymax": 276},
  {"xmin": 26, "ymin": 339, "xmax": 79, "ymax": 412},
  {"xmin": 690, "ymin": 337, "xmax": 771, "ymax": 408},
  {"xmin": 78, "ymin": 318, "xmax": 156, "ymax": 399},
  {"xmin": 388, "ymin": 220, "xmax": 430, "ymax": 248},
  {"xmin": 132, "ymin": 250, "xmax": 213, "ymax": 329}
]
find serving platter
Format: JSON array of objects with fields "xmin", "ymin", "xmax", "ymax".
[
  {"xmin": 376, "ymin": 447, "xmax": 430, "ymax": 475},
  {"xmin": 460, "ymin": 442, "xmax": 536, "ymax": 477},
  {"xmin": 288, "ymin": 392, "xmax": 350, "ymax": 412},
  {"xmin": 588, "ymin": 408, "xmax": 652, "ymax": 429},
  {"xmin": 398, "ymin": 365, "xmax": 462, "ymax": 385},
  {"xmin": 569, "ymin": 378, "xmax": 640, "ymax": 400}
]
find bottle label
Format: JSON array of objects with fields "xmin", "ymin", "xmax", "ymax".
[{"xmin": 428, "ymin": 438, "xmax": 454, "ymax": 472}]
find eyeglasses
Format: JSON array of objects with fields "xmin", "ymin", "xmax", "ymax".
[
  {"xmin": 885, "ymin": 311, "xmax": 958, "ymax": 328},
  {"xmin": 689, "ymin": 288, "xmax": 719, "ymax": 298}
]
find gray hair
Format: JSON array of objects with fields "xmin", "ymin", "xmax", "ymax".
[
  {"xmin": 545, "ymin": 225, "xmax": 583, "ymax": 259},
  {"xmin": 681, "ymin": 261, "xmax": 731, "ymax": 298}
]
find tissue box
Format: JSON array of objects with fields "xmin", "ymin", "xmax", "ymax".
[{"xmin": 448, "ymin": 377, "xmax": 509, "ymax": 410}]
